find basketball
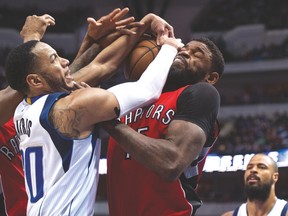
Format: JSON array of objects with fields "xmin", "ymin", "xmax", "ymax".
[{"xmin": 124, "ymin": 38, "xmax": 160, "ymax": 81}]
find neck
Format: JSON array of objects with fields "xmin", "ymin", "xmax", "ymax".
[
  {"xmin": 247, "ymin": 195, "xmax": 277, "ymax": 216},
  {"xmin": 25, "ymin": 95, "xmax": 45, "ymax": 105}
]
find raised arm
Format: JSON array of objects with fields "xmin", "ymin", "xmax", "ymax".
[
  {"xmin": 20, "ymin": 14, "xmax": 55, "ymax": 42},
  {"xmin": 70, "ymin": 8, "xmax": 144, "ymax": 85},
  {"xmin": 72, "ymin": 13, "xmax": 176, "ymax": 86},
  {"xmin": 74, "ymin": 7, "xmax": 135, "ymax": 59}
]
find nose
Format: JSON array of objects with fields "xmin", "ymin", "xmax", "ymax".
[
  {"xmin": 178, "ymin": 50, "xmax": 190, "ymax": 59},
  {"xmin": 61, "ymin": 58, "xmax": 69, "ymax": 67},
  {"xmin": 250, "ymin": 166, "xmax": 258, "ymax": 173}
]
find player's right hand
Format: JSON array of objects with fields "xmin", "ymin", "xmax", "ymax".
[
  {"xmin": 20, "ymin": 14, "xmax": 55, "ymax": 42},
  {"xmin": 148, "ymin": 14, "xmax": 175, "ymax": 45},
  {"xmin": 87, "ymin": 7, "xmax": 136, "ymax": 41}
]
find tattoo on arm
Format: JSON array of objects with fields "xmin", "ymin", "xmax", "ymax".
[{"xmin": 49, "ymin": 106, "xmax": 85, "ymax": 138}]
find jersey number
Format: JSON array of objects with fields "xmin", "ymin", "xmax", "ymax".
[
  {"xmin": 21, "ymin": 146, "xmax": 44, "ymax": 203},
  {"xmin": 125, "ymin": 126, "xmax": 148, "ymax": 159}
]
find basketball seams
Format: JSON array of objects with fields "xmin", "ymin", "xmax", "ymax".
[
  {"xmin": 131, "ymin": 47, "xmax": 153, "ymax": 76},
  {"xmin": 125, "ymin": 38, "xmax": 160, "ymax": 80},
  {"xmin": 131, "ymin": 46, "xmax": 159, "ymax": 76}
]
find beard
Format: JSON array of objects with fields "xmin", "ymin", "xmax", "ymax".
[
  {"xmin": 244, "ymin": 179, "xmax": 273, "ymax": 202},
  {"xmin": 163, "ymin": 61, "xmax": 207, "ymax": 92},
  {"xmin": 42, "ymin": 72, "xmax": 73, "ymax": 93}
]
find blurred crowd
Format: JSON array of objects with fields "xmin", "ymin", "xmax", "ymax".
[
  {"xmin": 191, "ymin": 0, "xmax": 288, "ymax": 62},
  {"xmin": 0, "ymin": 6, "xmax": 90, "ymax": 33},
  {"xmin": 217, "ymin": 37, "xmax": 288, "ymax": 63},
  {"xmin": 219, "ymin": 83, "xmax": 288, "ymax": 105},
  {"xmin": 191, "ymin": 0, "xmax": 288, "ymax": 32},
  {"xmin": 213, "ymin": 112, "xmax": 288, "ymax": 155}
]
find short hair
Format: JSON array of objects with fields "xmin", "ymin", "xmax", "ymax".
[
  {"xmin": 191, "ymin": 37, "xmax": 225, "ymax": 78},
  {"xmin": 5, "ymin": 40, "xmax": 39, "ymax": 94},
  {"xmin": 252, "ymin": 153, "xmax": 279, "ymax": 172}
]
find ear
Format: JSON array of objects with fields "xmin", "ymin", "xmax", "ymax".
[
  {"xmin": 26, "ymin": 73, "xmax": 44, "ymax": 88},
  {"xmin": 273, "ymin": 172, "xmax": 279, "ymax": 183},
  {"xmin": 205, "ymin": 72, "xmax": 219, "ymax": 84}
]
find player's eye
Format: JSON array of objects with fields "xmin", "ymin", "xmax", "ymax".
[{"xmin": 194, "ymin": 51, "xmax": 204, "ymax": 58}]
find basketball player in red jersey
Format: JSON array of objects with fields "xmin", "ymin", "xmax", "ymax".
[
  {"xmin": 103, "ymin": 37, "xmax": 225, "ymax": 216},
  {"xmin": 0, "ymin": 8, "xmax": 145, "ymax": 215}
]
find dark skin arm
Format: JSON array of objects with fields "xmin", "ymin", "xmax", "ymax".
[
  {"xmin": 74, "ymin": 8, "xmax": 135, "ymax": 59},
  {"xmin": 101, "ymin": 119, "xmax": 206, "ymax": 181},
  {"xmin": 71, "ymin": 13, "xmax": 174, "ymax": 86}
]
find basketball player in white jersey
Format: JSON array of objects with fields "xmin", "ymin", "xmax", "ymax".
[
  {"xmin": 222, "ymin": 154, "xmax": 288, "ymax": 216},
  {"xmin": 5, "ymin": 12, "xmax": 183, "ymax": 215}
]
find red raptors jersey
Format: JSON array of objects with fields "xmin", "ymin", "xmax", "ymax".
[
  {"xmin": 0, "ymin": 118, "xmax": 27, "ymax": 216},
  {"xmin": 107, "ymin": 84, "xmax": 220, "ymax": 216}
]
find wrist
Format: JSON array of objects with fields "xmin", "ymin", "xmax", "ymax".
[{"xmin": 22, "ymin": 33, "xmax": 41, "ymax": 42}]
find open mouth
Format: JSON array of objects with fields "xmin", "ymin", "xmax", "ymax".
[
  {"xmin": 174, "ymin": 55, "xmax": 185, "ymax": 64},
  {"xmin": 65, "ymin": 69, "xmax": 73, "ymax": 81},
  {"xmin": 247, "ymin": 175, "xmax": 260, "ymax": 183}
]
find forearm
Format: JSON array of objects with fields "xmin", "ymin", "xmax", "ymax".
[
  {"xmin": 102, "ymin": 119, "xmax": 206, "ymax": 181},
  {"xmin": 71, "ymin": 43, "xmax": 101, "ymax": 76},
  {"xmin": 74, "ymin": 33, "xmax": 96, "ymax": 59},
  {"xmin": 0, "ymin": 86, "xmax": 23, "ymax": 125},
  {"xmin": 71, "ymin": 18, "xmax": 154, "ymax": 88},
  {"xmin": 108, "ymin": 44, "xmax": 177, "ymax": 116},
  {"xmin": 102, "ymin": 120, "xmax": 179, "ymax": 180}
]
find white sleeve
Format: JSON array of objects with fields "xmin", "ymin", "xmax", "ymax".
[{"xmin": 108, "ymin": 44, "xmax": 177, "ymax": 117}]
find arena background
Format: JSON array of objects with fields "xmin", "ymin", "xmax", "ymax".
[{"xmin": 0, "ymin": 0, "xmax": 287, "ymax": 215}]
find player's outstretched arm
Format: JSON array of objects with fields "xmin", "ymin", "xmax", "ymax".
[
  {"xmin": 72, "ymin": 13, "xmax": 177, "ymax": 87},
  {"xmin": 74, "ymin": 7, "xmax": 135, "ymax": 59}
]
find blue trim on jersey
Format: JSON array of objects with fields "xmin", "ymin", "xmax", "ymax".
[
  {"xmin": 233, "ymin": 206, "xmax": 240, "ymax": 216},
  {"xmin": 88, "ymin": 127, "xmax": 98, "ymax": 168},
  {"xmin": 281, "ymin": 202, "xmax": 288, "ymax": 216},
  {"xmin": 39, "ymin": 92, "xmax": 74, "ymax": 172}
]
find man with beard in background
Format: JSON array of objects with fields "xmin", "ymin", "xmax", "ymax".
[{"xmin": 222, "ymin": 153, "xmax": 288, "ymax": 216}]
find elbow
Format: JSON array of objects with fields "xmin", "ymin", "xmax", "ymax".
[{"xmin": 159, "ymin": 163, "xmax": 184, "ymax": 182}]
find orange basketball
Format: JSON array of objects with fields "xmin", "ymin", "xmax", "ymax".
[{"xmin": 124, "ymin": 38, "xmax": 160, "ymax": 81}]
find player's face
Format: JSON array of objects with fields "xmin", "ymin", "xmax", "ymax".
[
  {"xmin": 32, "ymin": 42, "xmax": 74, "ymax": 93},
  {"xmin": 244, "ymin": 155, "xmax": 276, "ymax": 200},
  {"xmin": 168, "ymin": 41, "xmax": 212, "ymax": 86}
]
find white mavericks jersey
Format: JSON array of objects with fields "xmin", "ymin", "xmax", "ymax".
[
  {"xmin": 234, "ymin": 198, "xmax": 288, "ymax": 216},
  {"xmin": 14, "ymin": 93, "xmax": 101, "ymax": 216}
]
